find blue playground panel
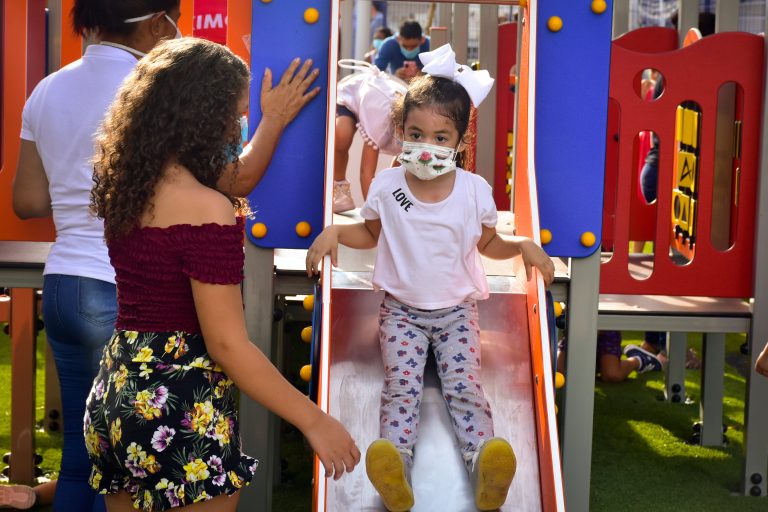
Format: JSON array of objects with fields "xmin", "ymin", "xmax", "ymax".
[
  {"xmin": 535, "ymin": 1, "xmax": 613, "ymax": 258},
  {"xmin": 246, "ymin": 1, "xmax": 330, "ymax": 249}
]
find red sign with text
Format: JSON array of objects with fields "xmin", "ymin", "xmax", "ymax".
[{"xmin": 192, "ymin": 0, "xmax": 227, "ymax": 44}]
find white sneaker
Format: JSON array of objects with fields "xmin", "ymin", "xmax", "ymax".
[
  {"xmin": 0, "ymin": 485, "xmax": 36, "ymax": 509},
  {"xmin": 623, "ymin": 344, "xmax": 662, "ymax": 373},
  {"xmin": 333, "ymin": 180, "xmax": 355, "ymax": 213}
]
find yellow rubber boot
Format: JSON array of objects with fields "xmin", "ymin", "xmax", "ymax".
[
  {"xmin": 472, "ymin": 437, "xmax": 517, "ymax": 511},
  {"xmin": 365, "ymin": 439, "xmax": 414, "ymax": 512}
]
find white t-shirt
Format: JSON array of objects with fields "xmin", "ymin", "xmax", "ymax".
[
  {"xmin": 20, "ymin": 45, "xmax": 138, "ymax": 283},
  {"xmin": 360, "ymin": 167, "xmax": 498, "ymax": 309}
]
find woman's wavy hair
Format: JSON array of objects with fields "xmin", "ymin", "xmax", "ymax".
[{"xmin": 91, "ymin": 38, "xmax": 250, "ymax": 240}]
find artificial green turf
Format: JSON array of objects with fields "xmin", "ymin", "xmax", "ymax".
[
  {"xmin": 1, "ymin": 323, "xmax": 765, "ymax": 511},
  {"xmin": 272, "ymin": 315, "xmax": 316, "ymax": 511},
  {"xmin": 589, "ymin": 331, "xmax": 765, "ymax": 511}
]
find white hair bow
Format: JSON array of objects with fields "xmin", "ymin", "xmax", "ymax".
[{"xmin": 418, "ymin": 44, "xmax": 495, "ymax": 107}]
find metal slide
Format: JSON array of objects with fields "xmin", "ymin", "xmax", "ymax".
[
  {"xmin": 311, "ymin": 229, "xmax": 564, "ymax": 511},
  {"xmin": 320, "ymin": 273, "xmax": 546, "ymax": 511},
  {"xmin": 312, "ymin": 2, "xmax": 564, "ymax": 509}
]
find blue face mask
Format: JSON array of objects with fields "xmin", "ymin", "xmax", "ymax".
[
  {"xmin": 225, "ymin": 115, "xmax": 249, "ymax": 163},
  {"xmin": 373, "ymin": 38, "xmax": 384, "ymax": 51},
  {"xmin": 400, "ymin": 45, "xmax": 420, "ymax": 59}
]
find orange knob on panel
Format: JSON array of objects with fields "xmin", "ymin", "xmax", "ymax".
[
  {"xmin": 591, "ymin": 0, "xmax": 608, "ymax": 14},
  {"xmin": 251, "ymin": 222, "xmax": 267, "ymax": 238},
  {"xmin": 547, "ymin": 16, "xmax": 563, "ymax": 32},
  {"xmin": 296, "ymin": 221, "xmax": 312, "ymax": 238},
  {"xmin": 304, "ymin": 8, "xmax": 319, "ymax": 24},
  {"xmin": 580, "ymin": 231, "xmax": 596, "ymax": 247}
]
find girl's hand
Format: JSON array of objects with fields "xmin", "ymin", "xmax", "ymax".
[
  {"xmin": 756, "ymin": 342, "xmax": 768, "ymax": 378},
  {"xmin": 261, "ymin": 58, "xmax": 321, "ymax": 129},
  {"xmin": 306, "ymin": 226, "xmax": 338, "ymax": 276},
  {"xmin": 520, "ymin": 238, "xmax": 555, "ymax": 286},
  {"xmin": 303, "ymin": 412, "xmax": 361, "ymax": 480}
]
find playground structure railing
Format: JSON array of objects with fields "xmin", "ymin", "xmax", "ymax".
[
  {"xmin": 602, "ymin": 29, "xmax": 763, "ymax": 298},
  {"xmin": 560, "ymin": 23, "xmax": 768, "ymax": 509}
]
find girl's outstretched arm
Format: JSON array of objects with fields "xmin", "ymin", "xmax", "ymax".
[
  {"xmin": 306, "ymin": 220, "xmax": 380, "ymax": 276},
  {"xmin": 192, "ymin": 196, "xmax": 360, "ymax": 480},
  {"xmin": 477, "ymin": 225, "xmax": 555, "ymax": 285},
  {"xmin": 217, "ymin": 58, "xmax": 321, "ymax": 197},
  {"xmin": 193, "ymin": 279, "xmax": 361, "ymax": 479}
]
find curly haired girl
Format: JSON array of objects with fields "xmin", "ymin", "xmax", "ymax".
[{"xmin": 87, "ymin": 38, "xmax": 360, "ymax": 512}]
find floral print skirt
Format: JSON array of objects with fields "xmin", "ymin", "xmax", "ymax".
[{"xmin": 84, "ymin": 330, "xmax": 257, "ymax": 511}]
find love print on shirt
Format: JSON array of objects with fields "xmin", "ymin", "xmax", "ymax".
[{"xmin": 391, "ymin": 187, "xmax": 413, "ymax": 212}]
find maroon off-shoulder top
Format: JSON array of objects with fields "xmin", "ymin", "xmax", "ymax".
[{"xmin": 108, "ymin": 218, "xmax": 245, "ymax": 333}]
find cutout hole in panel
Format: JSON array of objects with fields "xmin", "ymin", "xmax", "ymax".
[
  {"xmin": 628, "ymin": 131, "xmax": 658, "ymax": 280},
  {"xmin": 711, "ymin": 81, "xmax": 743, "ymax": 252},
  {"xmin": 628, "ymin": 252, "xmax": 654, "ymax": 280},
  {"xmin": 634, "ymin": 68, "xmax": 664, "ymax": 102},
  {"xmin": 670, "ymin": 101, "xmax": 702, "ymax": 266},
  {"xmin": 637, "ymin": 130, "xmax": 659, "ymax": 206}
]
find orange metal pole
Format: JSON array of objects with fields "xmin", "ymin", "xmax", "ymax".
[
  {"xmin": 179, "ymin": 0, "xmax": 194, "ymax": 37},
  {"xmin": 0, "ymin": 295, "xmax": 9, "ymax": 323},
  {"xmin": 0, "ymin": 1, "xmax": 54, "ymax": 242},
  {"xmin": 9, "ymin": 288, "xmax": 37, "ymax": 485},
  {"xmin": 226, "ymin": 0, "xmax": 252, "ymax": 65},
  {"xmin": 60, "ymin": 0, "xmax": 82, "ymax": 67}
]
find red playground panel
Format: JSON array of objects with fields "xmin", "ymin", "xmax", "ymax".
[
  {"xmin": 603, "ymin": 27, "xmax": 678, "ymax": 251},
  {"xmin": 494, "ymin": 22, "xmax": 517, "ymax": 211},
  {"xmin": 600, "ymin": 30, "xmax": 763, "ymax": 298}
]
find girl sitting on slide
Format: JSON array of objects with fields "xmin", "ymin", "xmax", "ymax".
[{"xmin": 307, "ymin": 44, "xmax": 554, "ymax": 512}]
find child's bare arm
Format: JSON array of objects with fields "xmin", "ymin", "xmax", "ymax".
[
  {"xmin": 359, "ymin": 146, "xmax": 380, "ymax": 200},
  {"xmin": 477, "ymin": 225, "xmax": 555, "ymax": 285},
  {"xmin": 193, "ymin": 280, "xmax": 360, "ymax": 479},
  {"xmin": 756, "ymin": 342, "xmax": 768, "ymax": 378},
  {"xmin": 306, "ymin": 220, "xmax": 380, "ymax": 276},
  {"xmin": 217, "ymin": 59, "xmax": 320, "ymax": 197}
]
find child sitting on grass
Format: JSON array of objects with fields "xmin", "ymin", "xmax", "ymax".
[{"xmin": 557, "ymin": 331, "xmax": 662, "ymax": 383}]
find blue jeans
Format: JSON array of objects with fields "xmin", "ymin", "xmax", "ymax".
[
  {"xmin": 640, "ymin": 160, "xmax": 658, "ymax": 204},
  {"xmin": 42, "ymin": 275, "xmax": 115, "ymax": 512}
]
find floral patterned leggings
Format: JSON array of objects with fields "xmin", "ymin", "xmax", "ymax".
[{"xmin": 378, "ymin": 295, "xmax": 494, "ymax": 465}]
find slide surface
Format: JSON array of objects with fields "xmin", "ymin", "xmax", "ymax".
[{"xmin": 321, "ymin": 274, "xmax": 543, "ymax": 511}]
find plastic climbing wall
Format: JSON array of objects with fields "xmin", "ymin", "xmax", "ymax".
[
  {"xmin": 533, "ymin": 1, "xmax": 614, "ymax": 258},
  {"xmin": 245, "ymin": 1, "xmax": 331, "ymax": 249}
]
